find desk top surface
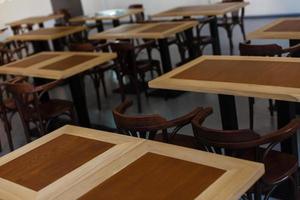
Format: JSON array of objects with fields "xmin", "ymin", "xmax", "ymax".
[{"xmin": 0, "ymin": 125, "xmax": 264, "ymax": 200}]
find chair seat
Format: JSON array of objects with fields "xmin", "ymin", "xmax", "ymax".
[
  {"xmin": 3, "ymin": 98, "xmax": 17, "ymax": 110},
  {"xmin": 88, "ymin": 62, "xmax": 114, "ymax": 74},
  {"xmin": 155, "ymin": 134, "xmax": 198, "ymax": 149},
  {"xmin": 136, "ymin": 60, "xmax": 160, "ymax": 73},
  {"xmin": 240, "ymin": 148, "xmax": 298, "ymax": 185},
  {"xmin": 25, "ymin": 99, "xmax": 73, "ymax": 121}
]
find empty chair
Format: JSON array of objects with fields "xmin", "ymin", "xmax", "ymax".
[
  {"xmin": 239, "ymin": 42, "xmax": 300, "ymax": 129},
  {"xmin": 128, "ymin": 4, "xmax": 145, "ymax": 23},
  {"xmin": 6, "ymin": 80, "xmax": 76, "ymax": 142},
  {"xmin": 110, "ymin": 41, "xmax": 161, "ymax": 113},
  {"xmin": 113, "ymin": 99, "xmax": 202, "ymax": 148},
  {"xmin": 192, "ymin": 108, "xmax": 300, "ymax": 200},
  {"xmin": 69, "ymin": 42, "xmax": 113, "ymax": 111},
  {"xmin": 0, "ymin": 77, "xmax": 25, "ymax": 151},
  {"xmin": 218, "ymin": 0, "xmax": 246, "ymax": 54}
]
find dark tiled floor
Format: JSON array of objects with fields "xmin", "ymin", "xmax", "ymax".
[{"xmin": 0, "ymin": 17, "xmax": 292, "ymax": 155}]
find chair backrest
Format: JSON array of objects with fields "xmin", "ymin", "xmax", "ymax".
[
  {"xmin": 128, "ymin": 4, "xmax": 145, "ymax": 23},
  {"xmin": 5, "ymin": 81, "xmax": 38, "ymax": 119},
  {"xmin": 191, "ymin": 108, "xmax": 261, "ymax": 157},
  {"xmin": 112, "ymin": 99, "xmax": 168, "ymax": 139},
  {"xmin": 69, "ymin": 43, "xmax": 95, "ymax": 52},
  {"xmin": 110, "ymin": 41, "xmax": 137, "ymax": 75},
  {"xmin": 54, "ymin": 9, "xmax": 72, "ymax": 26},
  {"xmin": 239, "ymin": 42, "xmax": 283, "ymax": 57},
  {"xmin": 222, "ymin": 0, "xmax": 244, "ymax": 22}
]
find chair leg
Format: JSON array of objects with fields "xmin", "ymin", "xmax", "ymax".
[
  {"xmin": 248, "ymin": 97, "xmax": 255, "ymax": 130},
  {"xmin": 100, "ymin": 73, "xmax": 108, "ymax": 98},
  {"xmin": 116, "ymin": 71, "xmax": 125, "ymax": 102},
  {"xmin": 132, "ymin": 76, "xmax": 142, "ymax": 113},
  {"xmin": 90, "ymin": 75, "xmax": 102, "ymax": 111},
  {"xmin": 225, "ymin": 25, "xmax": 234, "ymax": 55},
  {"xmin": 240, "ymin": 23, "xmax": 247, "ymax": 41},
  {"xmin": 268, "ymin": 99, "xmax": 274, "ymax": 117},
  {"xmin": 1, "ymin": 114, "xmax": 14, "ymax": 151}
]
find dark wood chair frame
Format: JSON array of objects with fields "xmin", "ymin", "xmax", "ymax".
[
  {"xmin": 68, "ymin": 42, "xmax": 113, "ymax": 111},
  {"xmin": 5, "ymin": 80, "xmax": 76, "ymax": 143},
  {"xmin": 113, "ymin": 99, "xmax": 201, "ymax": 148},
  {"xmin": 110, "ymin": 41, "xmax": 161, "ymax": 113},
  {"xmin": 192, "ymin": 108, "xmax": 300, "ymax": 200},
  {"xmin": 218, "ymin": 0, "xmax": 246, "ymax": 55}
]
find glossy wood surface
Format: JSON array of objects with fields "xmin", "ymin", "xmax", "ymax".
[
  {"xmin": 89, "ymin": 21, "xmax": 197, "ymax": 40},
  {"xmin": 152, "ymin": 2, "xmax": 249, "ymax": 18},
  {"xmin": 247, "ymin": 18, "xmax": 300, "ymax": 40},
  {"xmin": 7, "ymin": 14, "xmax": 64, "ymax": 27},
  {"xmin": 8, "ymin": 26, "xmax": 86, "ymax": 41},
  {"xmin": 0, "ymin": 125, "xmax": 142, "ymax": 200},
  {"xmin": 0, "ymin": 52, "xmax": 116, "ymax": 79},
  {"xmin": 0, "ymin": 134, "xmax": 114, "ymax": 191},
  {"xmin": 79, "ymin": 152, "xmax": 225, "ymax": 200},
  {"xmin": 149, "ymin": 55, "xmax": 300, "ymax": 102}
]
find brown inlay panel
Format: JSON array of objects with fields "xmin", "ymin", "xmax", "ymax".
[
  {"xmin": 0, "ymin": 134, "xmax": 114, "ymax": 191},
  {"xmin": 140, "ymin": 23, "xmax": 181, "ymax": 33},
  {"xmin": 105, "ymin": 24, "xmax": 143, "ymax": 34},
  {"xmin": 79, "ymin": 153, "xmax": 225, "ymax": 200},
  {"xmin": 166, "ymin": 4, "xmax": 232, "ymax": 13},
  {"xmin": 41, "ymin": 55, "xmax": 98, "ymax": 71},
  {"xmin": 25, "ymin": 27, "xmax": 75, "ymax": 35},
  {"xmin": 5, "ymin": 54, "xmax": 60, "ymax": 68},
  {"xmin": 173, "ymin": 59, "xmax": 300, "ymax": 88},
  {"xmin": 266, "ymin": 20, "xmax": 300, "ymax": 32}
]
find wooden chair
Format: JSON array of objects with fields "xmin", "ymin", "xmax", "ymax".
[
  {"xmin": 128, "ymin": 4, "xmax": 145, "ymax": 23},
  {"xmin": 0, "ymin": 77, "xmax": 25, "ymax": 151},
  {"xmin": 192, "ymin": 108, "xmax": 300, "ymax": 200},
  {"xmin": 0, "ymin": 41, "xmax": 28, "ymax": 65},
  {"xmin": 54, "ymin": 9, "xmax": 72, "ymax": 27},
  {"xmin": 218, "ymin": 0, "xmax": 246, "ymax": 55},
  {"xmin": 68, "ymin": 42, "xmax": 113, "ymax": 111},
  {"xmin": 239, "ymin": 42, "xmax": 300, "ymax": 130},
  {"xmin": 112, "ymin": 99, "xmax": 202, "ymax": 148},
  {"xmin": 5, "ymin": 80, "xmax": 76, "ymax": 142},
  {"xmin": 110, "ymin": 41, "xmax": 161, "ymax": 113},
  {"xmin": 174, "ymin": 17, "xmax": 214, "ymax": 64}
]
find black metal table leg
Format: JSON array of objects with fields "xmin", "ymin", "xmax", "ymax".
[
  {"xmin": 52, "ymin": 39, "xmax": 64, "ymax": 51},
  {"xmin": 38, "ymin": 23, "xmax": 44, "ymax": 28},
  {"xmin": 32, "ymin": 41, "xmax": 50, "ymax": 53},
  {"xmin": 96, "ymin": 20, "xmax": 104, "ymax": 32},
  {"xmin": 157, "ymin": 39, "xmax": 172, "ymax": 73},
  {"xmin": 184, "ymin": 27, "xmax": 199, "ymax": 59},
  {"xmin": 218, "ymin": 94, "xmax": 239, "ymax": 130},
  {"xmin": 209, "ymin": 16, "xmax": 222, "ymax": 55},
  {"xmin": 69, "ymin": 75, "xmax": 91, "ymax": 128},
  {"xmin": 290, "ymin": 40, "xmax": 300, "ymax": 57},
  {"xmin": 276, "ymin": 100, "xmax": 298, "ymax": 156},
  {"xmin": 112, "ymin": 19, "xmax": 120, "ymax": 27}
]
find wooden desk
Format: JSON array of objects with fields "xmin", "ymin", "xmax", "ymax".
[
  {"xmin": 149, "ymin": 55, "xmax": 300, "ymax": 155},
  {"xmin": 0, "ymin": 52, "xmax": 116, "ymax": 127},
  {"xmin": 7, "ymin": 14, "xmax": 64, "ymax": 29},
  {"xmin": 89, "ymin": 21, "xmax": 198, "ymax": 73},
  {"xmin": 0, "ymin": 125, "xmax": 264, "ymax": 200},
  {"xmin": 152, "ymin": 2, "xmax": 249, "ymax": 55},
  {"xmin": 247, "ymin": 18, "xmax": 300, "ymax": 57},
  {"xmin": 8, "ymin": 26, "xmax": 86, "ymax": 52},
  {"xmin": 247, "ymin": 18, "xmax": 300, "ymax": 40},
  {"xmin": 70, "ymin": 8, "xmax": 144, "ymax": 31}
]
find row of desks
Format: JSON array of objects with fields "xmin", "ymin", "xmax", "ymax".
[{"xmin": 0, "ymin": 125, "xmax": 264, "ymax": 200}]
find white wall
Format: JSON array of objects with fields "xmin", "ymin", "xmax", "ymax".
[
  {"xmin": 0, "ymin": 0, "xmax": 53, "ymax": 39},
  {"xmin": 82, "ymin": 0, "xmax": 300, "ymax": 16}
]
